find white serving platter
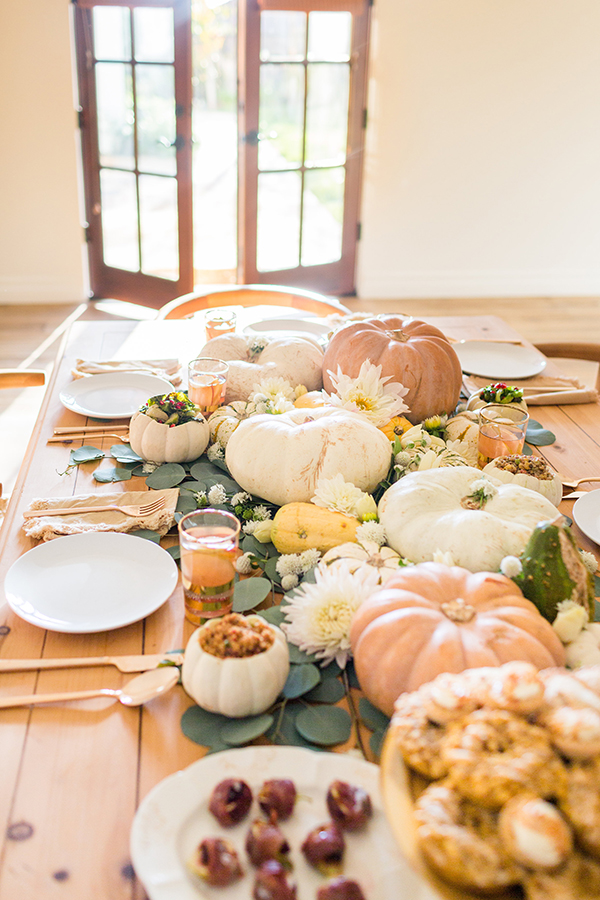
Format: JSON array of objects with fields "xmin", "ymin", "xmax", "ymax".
[{"xmin": 59, "ymin": 372, "xmax": 174, "ymax": 419}]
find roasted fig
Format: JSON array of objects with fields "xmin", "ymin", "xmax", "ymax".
[
  {"xmin": 246, "ymin": 818, "xmax": 292, "ymax": 867},
  {"xmin": 317, "ymin": 876, "xmax": 367, "ymax": 900},
  {"xmin": 301, "ymin": 822, "xmax": 345, "ymax": 876},
  {"xmin": 258, "ymin": 779, "xmax": 297, "ymax": 822},
  {"xmin": 209, "ymin": 778, "xmax": 253, "ymax": 827},
  {"xmin": 252, "ymin": 859, "xmax": 297, "ymax": 900},
  {"xmin": 326, "ymin": 781, "xmax": 372, "ymax": 831},
  {"xmin": 187, "ymin": 837, "xmax": 243, "ymax": 886}
]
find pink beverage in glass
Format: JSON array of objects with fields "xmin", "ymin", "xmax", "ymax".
[
  {"xmin": 477, "ymin": 403, "xmax": 529, "ymax": 468},
  {"xmin": 179, "ymin": 511, "xmax": 240, "ymax": 626},
  {"xmin": 187, "ymin": 358, "xmax": 228, "ymax": 414},
  {"xmin": 205, "ymin": 309, "xmax": 237, "ymax": 341}
]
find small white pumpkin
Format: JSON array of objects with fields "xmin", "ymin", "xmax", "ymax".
[
  {"xmin": 198, "ymin": 333, "xmax": 324, "ymax": 402},
  {"xmin": 483, "ymin": 456, "xmax": 563, "ymax": 507},
  {"xmin": 319, "ymin": 539, "xmax": 404, "ymax": 584},
  {"xmin": 182, "ymin": 615, "xmax": 290, "ymax": 718},
  {"xmin": 378, "ymin": 466, "xmax": 560, "ymax": 573},
  {"xmin": 208, "ymin": 400, "xmax": 257, "ymax": 448},
  {"xmin": 225, "ymin": 407, "xmax": 393, "ymax": 507},
  {"xmin": 129, "ymin": 412, "xmax": 210, "ymax": 464}
]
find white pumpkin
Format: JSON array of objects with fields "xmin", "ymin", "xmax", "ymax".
[
  {"xmin": 208, "ymin": 400, "xmax": 257, "ymax": 448},
  {"xmin": 319, "ymin": 539, "xmax": 404, "ymax": 584},
  {"xmin": 482, "ymin": 456, "xmax": 563, "ymax": 506},
  {"xmin": 226, "ymin": 407, "xmax": 393, "ymax": 507},
  {"xmin": 198, "ymin": 333, "xmax": 324, "ymax": 402},
  {"xmin": 378, "ymin": 466, "xmax": 560, "ymax": 573},
  {"xmin": 182, "ymin": 616, "xmax": 290, "ymax": 718},
  {"xmin": 129, "ymin": 411, "xmax": 210, "ymax": 464}
]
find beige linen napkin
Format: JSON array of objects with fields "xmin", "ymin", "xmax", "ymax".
[
  {"xmin": 71, "ymin": 359, "xmax": 182, "ymax": 386},
  {"xmin": 22, "ymin": 489, "xmax": 178, "ymax": 542},
  {"xmin": 463, "ymin": 374, "xmax": 598, "ymax": 406}
]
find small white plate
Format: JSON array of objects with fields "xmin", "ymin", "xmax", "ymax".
[
  {"xmin": 572, "ymin": 490, "xmax": 600, "ymax": 545},
  {"xmin": 4, "ymin": 532, "xmax": 178, "ymax": 633},
  {"xmin": 454, "ymin": 341, "xmax": 547, "ymax": 379},
  {"xmin": 131, "ymin": 745, "xmax": 423, "ymax": 900},
  {"xmin": 243, "ymin": 316, "xmax": 332, "ymax": 343},
  {"xmin": 59, "ymin": 372, "xmax": 174, "ymax": 419}
]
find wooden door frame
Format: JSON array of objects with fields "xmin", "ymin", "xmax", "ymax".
[
  {"xmin": 238, "ymin": 0, "xmax": 371, "ymax": 295},
  {"xmin": 74, "ymin": 0, "xmax": 194, "ymax": 307}
]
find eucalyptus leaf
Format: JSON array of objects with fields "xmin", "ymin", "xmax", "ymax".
[
  {"xmin": 263, "ymin": 557, "xmax": 282, "ymax": 585},
  {"xmin": 322, "ymin": 660, "xmax": 343, "ymax": 679},
  {"xmin": 344, "ymin": 661, "xmax": 361, "ymax": 691},
  {"xmin": 266, "ymin": 702, "xmax": 323, "ymax": 750},
  {"xmin": 595, "ymin": 574, "xmax": 600, "ymax": 596},
  {"xmin": 179, "ymin": 480, "xmax": 208, "ymax": 495},
  {"xmin": 595, "ymin": 599, "xmax": 600, "ymax": 623},
  {"xmin": 564, "ymin": 515, "xmax": 573, "ymax": 527},
  {"xmin": 166, "ymin": 544, "xmax": 181, "ymax": 560},
  {"xmin": 258, "ymin": 606, "xmax": 286, "ymax": 627},
  {"xmin": 525, "ymin": 420, "xmax": 556, "ymax": 446},
  {"xmin": 180, "ymin": 705, "xmax": 233, "ymax": 746},
  {"xmin": 295, "ymin": 706, "xmax": 352, "ymax": 746},
  {"xmin": 232, "ymin": 578, "xmax": 272, "ymax": 612},
  {"xmin": 522, "ymin": 443, "xmax": 533, "ymax": 456},
  {"xmin": 93, "ymin": 465, "xmax": 133, "ymax": 483},
  {"xmin": 128, "ymin": 528, "xmax": 161, "ymax": 543},
  {"xmin": 304, "ymin": 677, "xmax": 345, "ymax": 704},
  {"xmin": 220, "ymin": 714, "xmax": 274, "ymax": 746},
  {"xmin": 287, "ymin": 644, "xmax": 318, "ymax": 665},
  {"xmin": 205, "ymin": 737, "xmax": 232, "ymax": 755},
  {"xmin": 369, "ymin": 728, "xmax": 387, "ymax": 760},
  {"xmin": 110, "ymin": 444, "xmax": 142, "ymax": 463},
  {"xmin": 242, "ymin": 535, "xmax": 268, "ymax": 557},
  {"xmin": 212, "ymin": 456, "xmax": 234, "ymax": 475},
  {"xmin": 69, "ymin": 445, "xmax": 105, "ymax": 464},
  {"xmin": 359, "ymin": 697, "xmax": 390, "ymax": 732},
  {"xmin": 131, "ymin": 464, "xmax": 149, "ymax": 477},
  {"xmin": 301, "ymin": 567, "xmax": 317, "ymax": 584},
  {"xmin": 189, "ymin": 460, "xmax": 220, "ymax": 481},
  {"xmin": 176, "ymin": 493, "xmax": 197, "ymax": 515},
  {"xmin": 145, "ymin": 463, "xmax": 187, "ymax": 489},
  {"xmin": 282, "ymin": 664, "xmax": 321, "ymax": 699}
]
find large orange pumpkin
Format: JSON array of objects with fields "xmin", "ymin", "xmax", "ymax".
[
  {"xmin": 322, "ymin": 317, "xmax": 462, "ymax": 424},
  {"xmin": 349, "ymin": 562, "xmax": 566, "ymax": 716}
]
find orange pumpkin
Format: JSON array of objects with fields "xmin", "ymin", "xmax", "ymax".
[
  {"xmin": 294, "ymin": 390, "xmax": 329, "ymax": 409},
  {"xmin": 349, "ymin": 562, "xmax": 566, "ymax": 716},
  {"xmin": 322, "ymin": 317, "xmax": 462, "ymax": 424},
  {"xmin": 378, "ymin": 415, "xmax": 413, "ymax": 441}
]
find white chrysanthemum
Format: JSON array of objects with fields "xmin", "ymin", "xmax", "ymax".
[
  {"xmin": 254, "ymin": 401, "xmax": 269, "ymax": 414},
  {"xmin": 207, "ymin": 443, "xmax": 224, "ymax": 461},
  {"xmin": 208, "ymin": 484, "xmax": 227, "ymax": 505},
  {"xmin": 242, "ymin": 520, "xmax": 258, "ymax": 535},
  {"xmin": 579, "ymin": 549, "xmax": 599, "ymax": 575},
  {"xmin": 281, "ymin": 562, "xmax": 381, "ymax": 667},
  {"xmin": 432, "ymin": 549, "xmax": 456, "ymax": 567},
  {"xmin": 269, "ymin": 394, "xmax": 295, "ymax": 414},
  {"xmin": 251, "ymin": 377, "xmax": 296, "ymax": 402},
  {"xmin": 276, "ymin": 554, "xmax": 303, "ymax": 577},
  {"xmin": 299, "ymin": 548, "xmax": 321, "ymax": 571},
  {"xmin": 499, "ymin": 555, "xmax": 523, "ymax": 578},
  {"xmin": 446, "ymin": 437, "xmax": 478, "ymax": 466},
  {"xmin": 253, "ymin": 505, "xmax": 271, "ymax": 522},
  {"xmin": 326, "ymin": 360, "xmax": 410, "ymax": 427},
  {"xmin": 231, "ymin": 491, "xmax": 252, "ymax": 506},
  {"xmin": 312, "ymin": 474, "xmax": 365, "ymax": 517},
  {"xmin": 281, "ymin": 574, "xmax": 299, "ymax": 591},
  {"xmin": 356, "ymin": 521, "xmax": 386, "ymax": 546},
  {"xmin": 235, "ymin": 552, "xmax": 255, "ymax": 575}
]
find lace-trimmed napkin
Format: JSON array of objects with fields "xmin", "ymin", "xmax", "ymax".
[
  {"xmin": 71, "ymin": 359, "xmax": 182, "ymax": 386},
  {"xmin": 463, "ymin": 374, "xmax": 598, "ymax": 406},
  {"xmin": 22, "ymin": 489, "xmax": 178, "ymax": 542}
]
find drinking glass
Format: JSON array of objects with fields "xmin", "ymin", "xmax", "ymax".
[
  {"xmin": 188, "ymin": 357, "xmax": 228, "ymax": 414},
  {"xmin": 178, "ymin": 509, "xmax": 241, "ymax": 625},
  {"xmin": 204, "ymin": 308, "xmax": 237, "ymax": 341},
  {"xmin": 477, "ymin": 403, "xmax": 529, "ymax": 467}
]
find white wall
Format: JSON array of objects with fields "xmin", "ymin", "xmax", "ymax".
[
  {"xmin": 1, "ymin": 1, "xmax": 599, "ymax": 304},
  {"xmin": 358, "ymin": 0, "xmax": 600, "ymax": 298},
  {"xmin": 0, "ymin": 1, "xmax": 85, "ymax": 305}
]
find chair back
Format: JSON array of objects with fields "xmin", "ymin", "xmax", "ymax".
[
  {"xmin": 156, "ymin": 285, "xmax": 350, "ymax": 320},
  {"xmin": 534, "ymin": 342, "xmax": 600, "ymax": 391},
  {"xmin": 0, "ymin": 370, "xmax": 45, "ymax": 389}
]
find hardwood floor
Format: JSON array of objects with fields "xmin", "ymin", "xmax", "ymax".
[{"xmin": 0, "ymin": 295, "xmax": 598, "ymax": 504}]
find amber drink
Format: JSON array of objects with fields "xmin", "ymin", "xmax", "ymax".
[
  {"xmin": 205, "ymin": 308, "xmax": 237, "ymax": 341},
  {"xmin": 188, "ymin": 357, "xmax": 228, "ymax": 414},
  {"xmin": 477, "ymin": 403, "xmax": 529, "ymax": 467},
  {"xmin": 179, "ymin": 509, "xmax": 241, "ymax": 625}
]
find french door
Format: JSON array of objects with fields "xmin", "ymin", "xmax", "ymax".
[{"xmin": 74, "ymin": 0, "xmax": 370, "ymax": 305}]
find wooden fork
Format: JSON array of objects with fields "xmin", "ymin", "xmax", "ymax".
[
  {"xmin": 23, "ymin": 496, "xmax": 166, "ymax": 519},
  {"xmin": 47, "ymin": 432, "xmax": 130, "ymax": 443}
]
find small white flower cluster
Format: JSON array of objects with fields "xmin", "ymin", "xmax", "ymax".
[
  {"xmin": 235, "ymin": 552, "xmax": 256, "ymax": 575},
  {"xmin": 579, "ymin": 549, "xmax": 599, "ymax": 575},
  {"xmin": 206, "ymin": 443, "xmax": 224, "ymax": 461},
  {"xmin": 468, "ymin": 477, "xmax": 498, "ymax": 499},
  {"xmin": 276, "ymin": 548, "xmax": 322, "ymax": 591},
  {"xmin": 499, "ymin": 555, "xmax": 523, "ymax": 578},
  {"xmin": 141, "ymin": 462, "xmax": 159, "ymax": 474},
  {"xmin": 249, "ymin": 377, "xmax": 307, "ymax": 416},
  {"xmin": 207, "ymin": 483, "xmax": 227, "ymax": 505},
  {"xmin": 231, "ymin": 491, "xmax": 252, "ymax": 506},
  {"xmin": 356, "ymin": 521, "xmax": 386, "ymax": 546},
  {"xmin": 311, "ymin": 474, "xmax": 378, "ymax": 521}
]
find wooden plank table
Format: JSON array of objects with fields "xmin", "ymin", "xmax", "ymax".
[{"xmin": 0, "ymin": 314, "xmax": 598, "ymax": 899}]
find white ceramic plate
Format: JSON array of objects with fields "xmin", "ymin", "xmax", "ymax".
[
  {"xmin": 572, "ymin": 490, "xmax": 600, "ymax": 546},
  {"xmin": 59, "ymin": 372, "xmax": 174, "ymax": 419},
  {"xmin": 454, "ymin": 341, "xmax": 547, "ymax": 379},
  {"xmin": 4, "ymin": 532, "xmax": 178, "ymax": 633},
  {"xmin": 243, "ymin": 316, "xmax": 332, "ymax": 343},
  {"xmin": 131, "ymin": 745, "xmax": 427, "ymax": 900}
]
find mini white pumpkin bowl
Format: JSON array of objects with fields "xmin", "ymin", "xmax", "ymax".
[
  {"xmin": 182, "ymin": 615, "xmax": 290, "ymax": 718},
  {"xmin": 128, "ymin": 411, "xmax": 210, "ymax": 464}
]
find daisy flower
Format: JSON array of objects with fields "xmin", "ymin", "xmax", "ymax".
[
  {"xmin": 326, "ymin": 360, "xmax": 410, "ymax": 427},
  {"xmin": 312, "ymin": 474, "xmax": 368, "ymax": 517},
  {"xmin": 281, "ymin": 561, "xmax": 381, "ymax": 667},
  {"xmin": 356, "ymin": 521, "xmax": 386, "ymax": 546}
]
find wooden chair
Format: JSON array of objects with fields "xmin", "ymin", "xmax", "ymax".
[
  {"xmin": 156, "ymin": 284, "xmax": 350, "ymax": 320},
  {"xmin": 533, "ymin": 342, "xmax": 600, "ymax": 391},
  {"xmin": 0, "ymin": 369, "xmax": 46, "ymax": 498}
]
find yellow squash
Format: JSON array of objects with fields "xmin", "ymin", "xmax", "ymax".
[{"xmin": 271, "ymin": 502, "xmax": 359, "ymax": 554}]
